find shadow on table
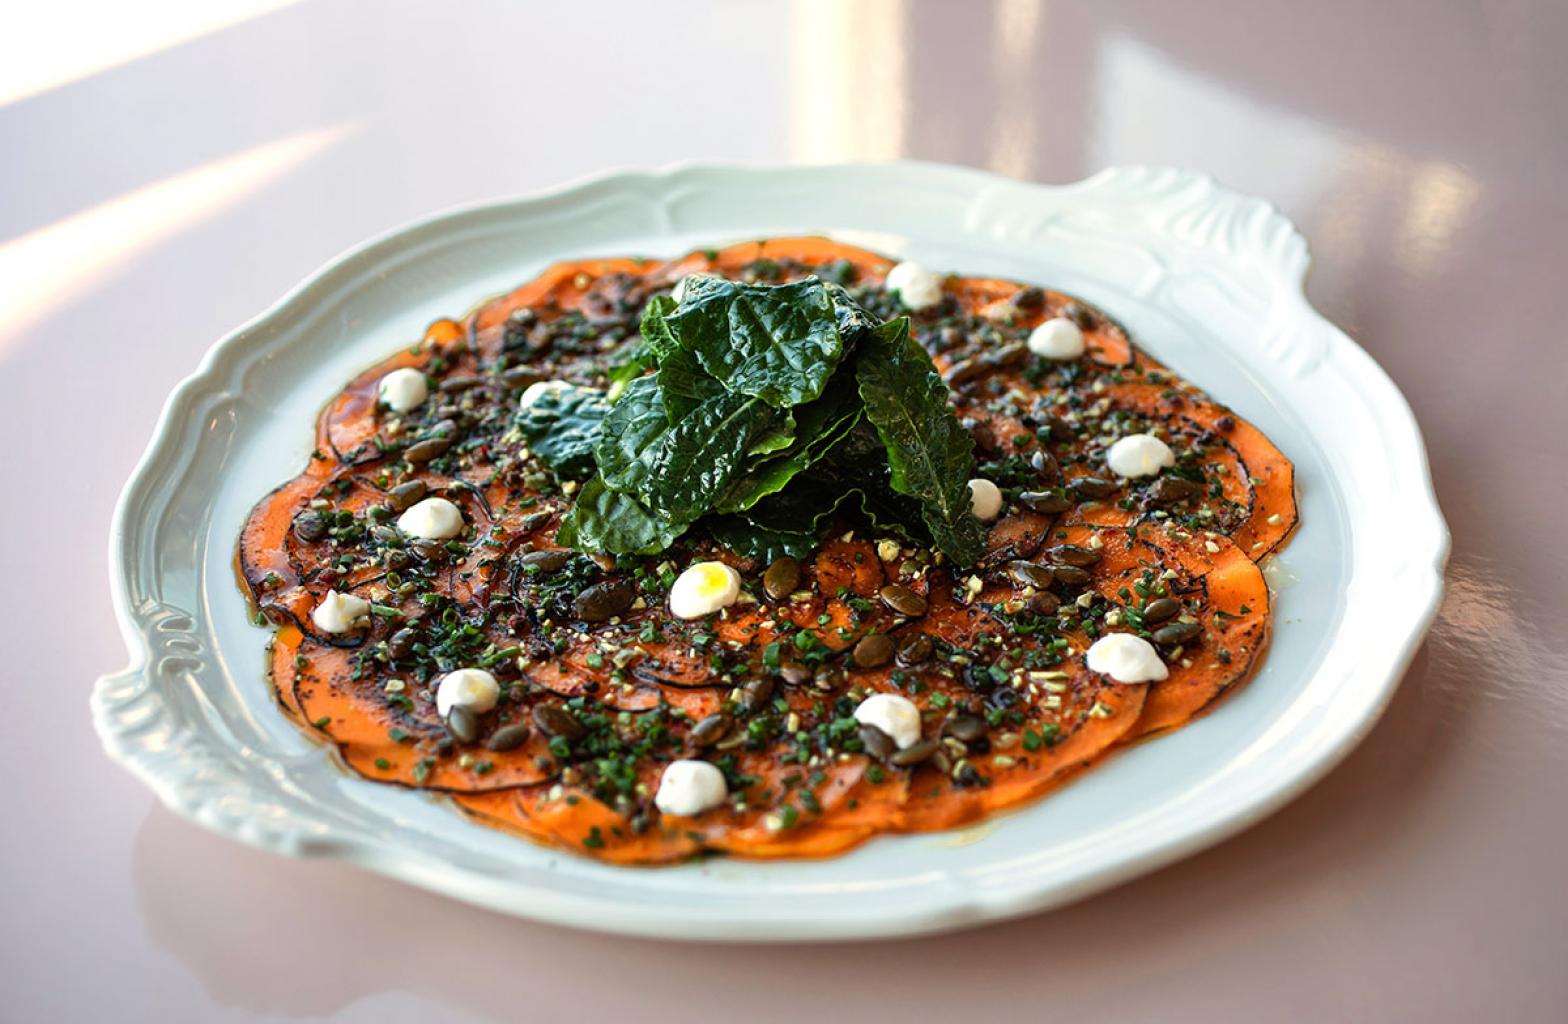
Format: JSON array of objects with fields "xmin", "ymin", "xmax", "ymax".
[{"xmin": 132, "ymin": 598, "xmax": 1496, "ymax": 1023}]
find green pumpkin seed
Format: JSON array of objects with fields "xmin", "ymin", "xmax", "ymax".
[
  {"xmin": 690, "ymin": 713, "xmax": 732, "ymax": 747},
  {"xmin": 1152, "ymin": 621, "xmax": 1202, "ymax": 646},
  {"xmin": 1072, "ymin": 476, "xmax": 1117, "ymax": 499},
  {"xmin": 445, "ymin": 706, "xmax": 478, "ymax": 745},
  {"xmin": 532, "ymin": 704, "xmax": 585, "ymax": 740},
  {"xmin": 1142, "ymin": 597, "xmax": 1180, "ymax": 624},
  {"xmin": 852, "ymin": 633, "xmax": 895, "ymax": 669},
  {"xmin": 1045, "ymin": 544, "xmax": 1101, "ymax": 567},
  {"xmin": 878, "ymin": 584, "xmax": 928, "ymax": 617},
  {"xmin": 891, "ymin": 737, "xmax": 940, "ymax": 767},
  {"xmin": 1019, "ymin": 491, "xmax": 1072, "ymax": 514},
  {"xmin": 486, "ymin": 722, "xmax": 530, "ymax": 752},
  {"xmin": 762, "ymin": 557, "xmax": 801, "ymax": 600},
  {"xmin": 858, "ymin": 724, "xmax": 894, "ymax": 760}
]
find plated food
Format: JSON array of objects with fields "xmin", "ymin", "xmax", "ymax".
[{"xmin": 238, "ymin": 236, "xmax": 1297, "ymax": 864}]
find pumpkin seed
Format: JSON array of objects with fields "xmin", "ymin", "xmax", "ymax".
[
  {"xmin": 1046, "ymin": 416, "xmax": 1075, "ymax": 442},
  {"xmin": 486, "ymin": 722, "xmax": 530, "ymax": 752},
  {"xmin": 387, "ymin": 480, "xmax": 427, "ymax": 511},
  {"xmin": 1049, "ymin": 564, "xmax": 1092, "ymax": 587},
  {"xmin": 1014, "ymin": 286, "xmax": 1045, "ymax": 309},
  {"xmin": 1020, "ymin": 490, "xmax": 1072, "ymax": 514},
  {"xmin": 386, "ymin": 627, "xmax": 417, "ymax": 660},
  {"xmin": 500, "ymin": 366, "xmax": 545, "ymax": 390},
  {"xmin": 445, "ymin": 706, "xmax": 478, "ymax": 744},
  {"xmin": 1007, "ymin": 560, "xmax": 1055, "ymax": 589},
  {"xmin": 532, "ymin": 704, "xmax": 585, "ymax": 740},
  {"xmin": 1045, "ymin": 544, "xmax": 1101, "ymax": 567},
  {"xmin": 1149, "ymin": 477, "xmax": 1204, "ymax": 503},
  {"xmin": 518, "ymin": 548, "xmax": 571, "ymax": 572},
  {"xmin": 878, "ymin": 584, "xmax": 928, "ymax": 617},
  {"xmin": 858, "ymin": 724, "xmax": 894, "ymax": 760},
  {"xmin": 778, "ymin": 663, "xmax": 812, "ymax": 686},
  {"xmin": 941, "ymin": 358, "xmax": 987, "ymax": 386},
  {"xmin": 1028, "ymin": 449, "xmax": 1059, "ymax": 478},
  {"xmin": 944, "ymin": 713, "xmax": 987, "ymax": 742},
  {"xmin": 1028, "ymin": 591, "xmax": 1062, "ymax": 615},
  {"xmin": 690, "ymin": 713, "xmax": 732, "ymax": 747},
  {"xmin": 852, "ymin": 633, "xmax": 894, "ymax": 669},
  {"xmin": 571, "ymin": 581, "xmax": 633, "ymax": 622},
  {"xmin": 890, "ymin": 737, "xmax": 940, "ymax": 767},
  {"xmin": 411, "ymin": 539, "xmax": 447, "ymax": 561},
  {"xmin": 896, "ymin": 634, "xmax": 933, "ymax": 666},
  {"xmin": 987, "ymin": 342, "xmax": 1029, "ymax": 368},
  {"xmin": 1142, "ymin": 597, "xmax": 1180, "ymax": 624},
  {"xmin": 739, "ymin": 676, "xmax": 775, "ymax": 711},
  {"xmin": 762, "ymin": 557, "xmax": 801, "ymax": 600},
  {"xmin": 1072, "ymin": 476, "xmax": 1117, "ymax": 499},
  {"xmin": 292, "ymin": 509, "xmax": 328, "ymax": 542},
  {"xmin": 403, "ymin": 437, "xmax": 451, "ymax": 463},
  {"xmin": 1152, "ymin": 621, "xmax": 1202, "ymax": 646}
]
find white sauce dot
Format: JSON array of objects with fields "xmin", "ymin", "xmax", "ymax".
[
  {"xmin": 853, "ymin": 692, "xmax": 923, "ymax": 749},
  {"xmin": 669, "ymin": 561, "xmax": 742, "ymax": 619},
  {"xmin": 377, "ymin": 367, "xmax": 429, "ymax": 413},
  {"xmin": 311, "ymin": 590, "xmax": 369, "ymax": 634},
  {"xmin": 1106, "ymin": 433, "xmax": 1175, "ymax": 478},
  {"xmin": 884, "ymin": 261, "xmax": 944, "ymax": 310},
  {"xmin": 1086, "ymin": 633, "xmax": 1169, "ymax": 683},
  {"xmin": 968, "ymin": 478, "xmax": 1004, "ymax": 522},
  {"xmin": 1027, "ymin": 317, "xmax": 1086, "ymax": 360},
  {"xmin": 397, "ymin": 496, "xmax": 464, "ymax": 540},
  {"xmin": 655, "ymin": 759, "xmax": 729, "ymax": 816},
  {"xmin": 435, "ymin": 667, "xmax": 500, "ymax": 716}
]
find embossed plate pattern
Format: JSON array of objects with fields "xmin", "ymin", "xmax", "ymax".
[{"xmin": 92, "ymin": 163, "xmax": 1448, "ymax": 940}]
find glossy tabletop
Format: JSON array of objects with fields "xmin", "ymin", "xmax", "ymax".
[{"xmin": 4, "ymin": 1, "xmax": 1566, "ymax": 1020}]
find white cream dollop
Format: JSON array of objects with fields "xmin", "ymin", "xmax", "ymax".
[
  {"xmin": 518, "ymin": 379, "xmax": 571, "ymax": 410},
  {"xmin": 669, "ymin": 561, "xmax": 742, "ymax": 619},
  {"xmin": 397, "ymin": 496, "xmax": 464, "ymax": 540},
  {"xmin": 1027, "ymin": 317, "xmax": 1086, "ymax": 360},
  {"xmin": 435, "ymin": 667, "xmax": 500, "ymax": 716},
  {"xmin": 311, "ymin": 589, "xmax": 370, "ymax": 634},
  {"xmin": 377, "ymin": 367, "xmax": 428, "ymax": 413},
  {"xmin": 1106, "ymin": 433, "xmax": 1175, "ymax": 478},
  {"xmin": 853, "ymin": 692, "xmax": 923, "ymax": 750},
  {"xmin": 1086, "ymin": 633, "xmax": 1169, "ymax": 683},
  {"xmin": 655, "ymin": 759, "xmax": 729, "ymax": 816},
  {"xmin": 884, "ymin": 261, "xmax": 944, "ymax": 310},
  {"xmin": 968, "ymin": 478, "xmax": 1004, "ymax": 522}
]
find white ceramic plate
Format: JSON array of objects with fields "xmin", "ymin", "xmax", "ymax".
[{"xmin": 92, "ymin": 163, "xmax": 1448, "ymax": 940}]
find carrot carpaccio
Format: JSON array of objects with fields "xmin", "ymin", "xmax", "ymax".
[{"xmin": 237, "ymin": 237, "xmax": 1294, "ymax": 864}]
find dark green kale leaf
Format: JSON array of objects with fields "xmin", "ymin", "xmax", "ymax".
[
  {"xmin": 594, "ymin": 373, "xmax": 781, "ymax": 519},
  {"xmin": 853, "ymin": 318, "xmax": 985, "ymax": 565},
  {"xmin": 556, "ymin": 477, "xmax": 689, "ymax": 554},
  {"xmin": 664, "ymin": 277, "xmax": 846, "ymax": 409},
  {"xmin": 714, "ymin": 373, "xmax": 863, "ymax": 513},
  {"xmin": 704, "ymin": 515, "xmax": 820, "ymax": 563},
  {"xmin": 515, "ymin": 383, "xmax": 612, "ymax": 479}
]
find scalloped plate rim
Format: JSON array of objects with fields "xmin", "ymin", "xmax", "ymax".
[{"xmin": 92, "ymin": 160, "xmax": 1449, "ymax": 941}]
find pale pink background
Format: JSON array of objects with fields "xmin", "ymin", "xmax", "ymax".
[{"xmin": 4, "ymin": 1, "xmax": 1566, "ymax": 1020}]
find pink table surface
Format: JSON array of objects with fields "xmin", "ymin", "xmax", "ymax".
[{"xmin": 4, "ymin": 1, "xmax": 1566, "ymax": 1020}]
